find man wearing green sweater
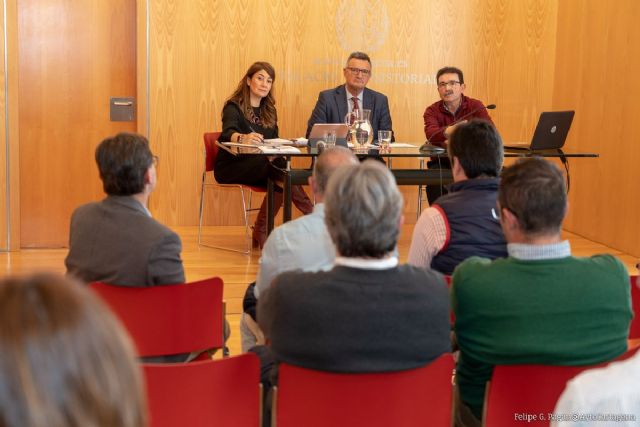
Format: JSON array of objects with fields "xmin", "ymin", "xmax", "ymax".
[{"xmin": 452, "ymin": 158, "xmax": 632, "ymax": 427}]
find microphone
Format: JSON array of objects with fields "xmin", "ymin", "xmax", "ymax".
[{"xmin": 420, "ymin": 104, "xmax": 496, "ymax": 153}]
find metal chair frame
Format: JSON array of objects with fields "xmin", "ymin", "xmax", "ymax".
[{"xmin": 198, "ymin": 132, "xmax": 264, "ymax": 254}]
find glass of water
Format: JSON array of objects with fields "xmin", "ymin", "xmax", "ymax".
[
  {"xmin": 378, "ymin": 130, "xmax": 392, "ymax": 149},
  {"xmin": 324, "ymin": 130, "xmax": 337, "ymax": 148}
]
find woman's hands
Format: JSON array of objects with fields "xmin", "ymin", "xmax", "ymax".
[{"xmin": 238, "ymin": 132, "xmax": 264, "ymax": 144}]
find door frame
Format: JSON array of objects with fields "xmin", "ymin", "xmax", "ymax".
[{"xmin": 0, "ymin": 0, "xmax": 150, "ymax": 250}]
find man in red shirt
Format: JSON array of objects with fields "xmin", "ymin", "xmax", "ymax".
[{"xmin": 423, "ymin": 67, "xmax": 494, "ymax": 203}]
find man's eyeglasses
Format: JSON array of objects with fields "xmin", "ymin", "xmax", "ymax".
[
  {"xmin": 492, "ymin": 206, "xmax": 518, "ymax": 221},
  {"xmin": 346, "ymin": 67, "xmax": 371, "ymax": 76},
  {"xmin": 491, "ymin": 208, "xmax": 500, "ymax": 220},
  {"xmin": 152, "ymin": 155, "xmax": 159, "ymax": 166},
  {"xmin": 438, "ymin": 80, "xmax": 461, "ymax": 89}
]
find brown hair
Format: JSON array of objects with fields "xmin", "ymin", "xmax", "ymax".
[
  {"xmin": 498, "ymin": 158, "xmax": 567, "ymax": 236},
  {"xmin": 449, "ymin": 120, "xmax": 503, "ymax": 178},
  {"xmin": 0, "ymin": 274, "xmax": 146, "ymax": 427},
  {"xmin": 436, "ymin": 66, "xmax": 464, "ymax": 83},
  {"xmin": 227, "ymin": 61, "xmax": 277, "ymax": 128},
  {"xmin": 95, "ymin": 132, "xmax": 154, "ymax": 196}
]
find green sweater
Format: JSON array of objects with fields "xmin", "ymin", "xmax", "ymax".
[{"xmin": 452, "ymin": 254, "xmax": 632, "ymax": 419}]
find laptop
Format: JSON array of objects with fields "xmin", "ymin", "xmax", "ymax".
[
  {"xmin": 503, "ymin": 111, "xmax": 575, "ymax": 151},
  {"xmin": 308, "ymin": 123, "xmax": 349, "ymax": 148}
]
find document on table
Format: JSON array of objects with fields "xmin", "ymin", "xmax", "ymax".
[
  {"xmin": 257, "ymin": 145, "xmax": 301, "ymax": 154},
  {"xmin": 263, "ymin": 138, "xmax": 293, "ymax": 146}
]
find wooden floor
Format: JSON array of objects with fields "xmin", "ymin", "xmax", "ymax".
[{"xmin": 0, "ymin": 225, "xmax": 637, "ymax": 356}]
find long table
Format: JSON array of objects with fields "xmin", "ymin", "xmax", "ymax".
[{"xmin": 216, "ymin": 143, "xmax": 598, "ymax": 234}]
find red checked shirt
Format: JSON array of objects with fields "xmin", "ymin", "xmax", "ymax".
[{"xmin": 423, "ymin": 95, "xmax": 494, "ymax": 147}]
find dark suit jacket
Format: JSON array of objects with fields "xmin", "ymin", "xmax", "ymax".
[
  {"xmin": 306, "ymin": 85, "xmax": 393, "ymax": 139},
  {"xmin": 258, "ymin": 264, "xmax": 451, "ymax": 373},
  {"xmin": 65, "ymin": 195, "xmax": 185, "ymax": 287}
]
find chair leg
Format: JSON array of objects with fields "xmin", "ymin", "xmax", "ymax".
[
  {"xmin": 198, "ymin": 171, "xmax": 206, "ymax": 245},
  {"xmin": 198, "ymin": 182, "xmax": 251, "ymax": 255},
  {"xmin": 239, "ymin": 187, "xmax": 251, "ymax": 254},
  {"xmin": 417, "ymin": 185, "xmax": 423, "ymax": 220}
]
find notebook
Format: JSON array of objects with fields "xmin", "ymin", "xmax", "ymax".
[{"xmin": 503, "ymin": 111, "xmax": 575, "ymax": 151}]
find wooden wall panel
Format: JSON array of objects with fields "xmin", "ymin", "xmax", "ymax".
[
  {"xmin": 148, "ymin": 0, "xmax": 559, "ymax": 226},
  {"xmin": 554, "ymin": 0, "xmax": 640, "ymax": 257}
]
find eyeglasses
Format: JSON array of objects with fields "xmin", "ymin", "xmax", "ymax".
[
  {"xmin": 152, "ymin": 155, "xmax": 159, "ymax": 166},
  {"xmin": 346, "ymin": 67, "xmax": 371, "ymax": 76},
  {"xmin": 492, "ymin": 205, "xmax": 518, "ymax": 221},
  {"xmin": 438, "ymin": 80, "xmax": 461, "ymax": 89}
]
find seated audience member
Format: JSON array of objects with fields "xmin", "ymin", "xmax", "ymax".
[
  {"xmin": 258, "ymin": 160, "xmax": 451, "ymax": 373},
  {"xmin": 240, "ymin": 147, "xmax": 358, "ymax": 352},
  {"xmin": 452, "ymin": 158, "xmax": 632, "ymax": 426},
  {"xmin": 0, "ymin": 274, "xmax": 145, "ymax": 427},
  {"xmin": 552, "ymin": 349, "xmax": 640, "ymax": 426},
  {"xmin": 306, "ymin": 51, "xmax": 393, "ymax": 139},
  {"xmin": 65, "ymin": 132, "xmax": 185, "ymax": 286},
  {"xmin": 408, "ymin": 120, "xmax": 507, "ymax": 275}
]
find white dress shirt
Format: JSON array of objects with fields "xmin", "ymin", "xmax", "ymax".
[
  {"xmin": 408, "ymin": 206, "xmax": 447, "ymax": 269},
  {"xmin": 551, "ymin": 350, "xmax": 640, "ymax": 426},
  {"xmin": 255, "ymin": 203, "xmax": 335, "ymax": 298}
]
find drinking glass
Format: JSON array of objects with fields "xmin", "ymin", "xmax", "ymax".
[
  {"xmin": 324, "ymin": 130, "xmax": 337, "ymax": 148},
  {"xmin": 378, "ymin": 130, "xmax": 392, "ymax": 149}
]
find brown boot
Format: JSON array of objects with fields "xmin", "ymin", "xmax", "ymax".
[
  {"xmin": 291, "ymin": 185, "xmax": 314, "ymax": 215},
  {"xmin": 252, "ymin": 191, "xmax": 283, "ymax": 249}
]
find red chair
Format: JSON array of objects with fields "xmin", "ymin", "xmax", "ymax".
[
  {"xmin": 198, "ymin": 132, "xmax": 266, "ymax": 254},
  {"xmin": 144, "ymin": 354, "xmax": 261, "ymax": 427},
  {"xmin": 445, "ymin": 275, "xmax": 455, "ymax": 325},
  {"xmin": 273, "ymin": 353, "xmax": 455, "ymax": 427},
  {"xmin": 90, "ymin": 277, "xmax": 224, "ymax": 358},
  {"xmin": 629, "ymin": 275, "xmax": 640, "ymax": 339},
  {"xmin": 482, "ymin": 348, "xmax": 640, "ymax": 427}
]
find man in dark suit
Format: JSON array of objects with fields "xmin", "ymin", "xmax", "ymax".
[
  {"xmin": 306, "ymin": 51, "xmax": 393, "ymax": 140},
  {"xmin": 65, "ymin": 132, "xmax": 185, "ymax": 287},
  {"xmin": 258, "ymin": 160, "xmax": 450, "ymax": 373}
]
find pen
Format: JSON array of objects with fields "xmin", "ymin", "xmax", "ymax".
[{"xmin": 248, "ymin": 125, "xmax": 264, "ymax": 143}]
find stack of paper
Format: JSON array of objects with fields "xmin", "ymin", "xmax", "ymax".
[{"xmin": 257, "ymin": 146, "xmax": 301, "ymax": 154}]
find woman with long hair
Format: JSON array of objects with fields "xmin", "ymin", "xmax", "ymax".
[
  {"xmin": 214, "ymin": 61, "xmax": 313, "ymax": 248},
  {"xmin": 0, "ymin": 274, "xmax": 146, "ymax": 427}
]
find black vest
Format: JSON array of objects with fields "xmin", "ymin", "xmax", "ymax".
[{"xmin": 430, "ymin": 178, "xmax": 507, "ymax": 275}]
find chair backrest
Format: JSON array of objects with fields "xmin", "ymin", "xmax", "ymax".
[
  {"xmin": 483, "ymin": 364, "xmax": 588, "ymax": 427},
  {"xmin": 90, "ymin": 277, "xmax": 224, "ymax": 357},
  {"xmin": 274, "ymin": 353, "xmax": 455, "ymax": 427},
  {"xmin": 482, "ymin": 347, "xmax": 640, "ymax": 427},
  {"xmin": 204, "ymin": 132, "xmax": 222, "ymax": 172},
  {"xmin": 630, "ymin": 275, "xmax": 640, "ymax": 339},
  {"xmin": 144, "ymin": 354, "xmax": 261, "ymax": 427}
]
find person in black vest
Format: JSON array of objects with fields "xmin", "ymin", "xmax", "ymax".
[{"xmin": 408, "ymin": 120, "xmax": 507, "ymax": 275}]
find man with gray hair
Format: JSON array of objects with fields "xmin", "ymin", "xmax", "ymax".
[
  {"xmin": 258, "ymin": 160, "xmax": 450, "ymax": 373},
  {"xmin": 306, "ymin": 51, "xmax": 393, "ymax": 139},
  {"xmin": 240, "ymin": 147, "xmax": 358, "ymax": 352}
]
